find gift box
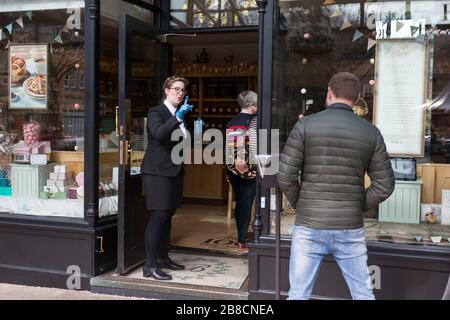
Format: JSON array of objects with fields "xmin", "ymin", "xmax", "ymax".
[
  {"xmin": 39, "ymin": 191, "xmax": 49, "ymax": 199},
  {"xmin": 0, "ymin": 186, "xmax": 12, "ymax": 196},
  {"xmin": 49, "ymin": 172, "xmax": 72, "ymax": 180},
  {"xmin": 0, "ymin": 177, "xmax": 9, "ymax": 187},
  {"xmin": 54, "ymin": 165, "xmax": 67, "ymax": 173},
  {"xmin": 30, "ymin": 154, "xmax": 48, "ymax": 165},
  {"xmin": 54, "ymin": 192, "xmax": 67, "ymax": 200}
]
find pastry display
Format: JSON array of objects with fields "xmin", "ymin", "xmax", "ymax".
[
  {"xmin": 24, "ymin": 75, "xmax": 46, "ymax": 98},
  {"xmin": 10, "ymin": 56, "xmax": 27, "ymax": 83}
]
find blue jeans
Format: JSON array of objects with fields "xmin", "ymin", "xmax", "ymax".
[
  {"xmin": 288, "ymin": 225, "xmax": 375, "ymax": 300},
  {"xmin": 226, "ymin": 172, "xmax": 256, "ymax": 243}
]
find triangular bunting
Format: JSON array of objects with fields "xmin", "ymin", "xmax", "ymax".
[
  {"xmin": 340, "ymin": 19, "xmax": 352, "ymax": 31},
  {"xmin": 323, "ymin": 0, "xmax": 335, "ymax": 5},
  {"xmin": 6, "ymin": 24, "xmax": 12, "ymax": 34},
  {"xmin": 352, "ymin": 30, "xmax": 364, "ymax": 42},
  {"xmin": 15, "ymin": 17, "xmax": 23, "ymax": 28},
  {"xmin": 26, "ymin": 11, "xmax": 32, "ymax": 21},
  {"xmin": 367, "ymin": 38, "xmax": 377, "ymax": 51},
  {"xmin": 396, "ymin": 21, "xmax": 405, "ymax": 31},
  {"xmin": 5, "ymin": 40, "xmax": 12, "ymax": 49},
  {"xmin": 62, "ymin": 24, "xmax": 69, "ymax": 33},
  {"xmin": 330, "ymin": 11, "xmax": 341, "ymax": 18},
  {"xmin": 54, "ymin": 33, "xmax": 63, "ymax": 44},
  {"xmin": 415, "ymin": 35, "xmax": 425, "ymax": 45},
  {"xmin": 410, "ymin": 26, "xmax": 419, "ymax": 36}
]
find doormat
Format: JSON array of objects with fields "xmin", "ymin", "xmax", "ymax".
[
  {"xmin": 127, "ymin": 253, "xmax": 248, "ymax": 290},
  {"xmin": 171, "ymin": 233, "xmax": 248, "ymax": 256}
]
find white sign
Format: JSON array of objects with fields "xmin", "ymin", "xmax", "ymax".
[{"xmin": 374, "ymin": 39, "xmax": 428, "ymax": 157}]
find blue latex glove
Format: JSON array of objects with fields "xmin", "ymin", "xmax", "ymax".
[{"xmin": 175, "ymin": 96, "xmax": 195, "ymax": 120}]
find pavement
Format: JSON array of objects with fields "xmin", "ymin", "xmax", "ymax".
[{"xmin": 0, "ymin": 283, "xmax": 149, "ymax": 300}]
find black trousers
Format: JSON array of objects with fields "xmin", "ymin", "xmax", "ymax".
[{"xmin": 144, "ymin": 209, "xmax": 176, "ymax": 268}]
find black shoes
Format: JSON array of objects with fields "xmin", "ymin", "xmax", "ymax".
[
  {"xmin": 158, "ymin": 258, "xmax": 185, "ymax": 271},
  {"xmin": 142, "ymin": 266, "xmax": 172, "ymax": 280}
]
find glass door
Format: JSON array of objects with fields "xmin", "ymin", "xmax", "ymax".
[{"xmin": 117, "ymin": 14, "xmax": 168, "ymax": 274}]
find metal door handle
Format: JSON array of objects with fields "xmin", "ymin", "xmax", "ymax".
[
  {"xmin": 96, "ymin": 236, "xmax": 104, "ymax": 253},
  {"xmin": 115, "ymin": 106, "xmax": 119, "ymax": 136}
]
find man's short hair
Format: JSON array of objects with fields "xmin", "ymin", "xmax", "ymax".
[
  {"xmin": 328, "ymin": 72, "xmax": 360, "ymax": 103},
  {"xmin": 237, "ymin": 90, "xmax": 257, "ymax": 109}
]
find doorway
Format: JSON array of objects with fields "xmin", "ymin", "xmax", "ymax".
[{"xmin": 167, "ymin": 32, "xmax": 259, "ymax": 256}]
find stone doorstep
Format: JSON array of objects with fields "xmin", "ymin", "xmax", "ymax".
[{"xmin": 90, "ymin": 273, "xmax": 249, "ymax": 300}]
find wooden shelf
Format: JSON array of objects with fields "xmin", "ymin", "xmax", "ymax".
[
  {"xmin": 203, "ymin": 115, "xmax": 233, "ymax": 118},
  {"xmin": 203, "ymin": 98, "xmax": 236, "ymax": 102}
]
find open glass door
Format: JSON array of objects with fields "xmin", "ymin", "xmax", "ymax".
[{"xmin": 117, "ymin": 14, "xmax": 168, "ymax": 274}]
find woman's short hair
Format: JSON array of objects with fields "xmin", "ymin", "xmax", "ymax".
[
  {"xmin": 162, "ymin": 76, "xmax": 189, "ymax": 96},
  {"xmin": 237, "ymin": 90, "xmax": 257, "ymax": 109}
]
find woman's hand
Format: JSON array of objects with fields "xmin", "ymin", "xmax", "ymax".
[{"xmin": 175, "ymin": 96, "xmax": 195, "ymax": 120}]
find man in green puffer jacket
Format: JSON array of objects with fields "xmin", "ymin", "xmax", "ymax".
[{"xmin": 277, "ymin": 72, "xmax": 394, "ymax": 300}]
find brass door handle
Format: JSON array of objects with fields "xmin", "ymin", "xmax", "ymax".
[
  {"xmin": 115, "ymin": 106, "xmax": 119, "ymax": 136},
  {"xmin": 96, "ymin": 236, "xmax": 104, "ymax": 253}
]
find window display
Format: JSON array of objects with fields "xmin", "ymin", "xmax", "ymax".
[
  {"xmin": 0, "ymin": 8, "xmax": 116, "ymax": 218},
  {"xmin": 272, "ymin": 0, "xmax": 450, "ymax": 248}
]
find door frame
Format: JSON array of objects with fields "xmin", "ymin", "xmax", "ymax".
[{"xmin": 117, "ymin": 13, "xmax": 170, "ymax": 274}]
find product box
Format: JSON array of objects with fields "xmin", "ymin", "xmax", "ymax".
[
  {"xmin": 30, "ymin": 154, "xmax": 47, "ymax": 165},
  {"xmin": 50, "ymin": 172, "xmax": 72, "ymax": 180},
  {"xmin": 441, "ymin": 206, "xmax": 450, "ymax": 225},
  {"xmin": 54, "ymin": 165, "xmax": 67, "ymax": 173},
  {"xmin": 54, "ymin": 192, "xmax": 67, "ymax": 200},
  {"xmin": 0, "ymin": 186, "xmax": 12, "ymax": 196},
  {"xmin": 0, "ymin": 177, "xmax": 9, "ymax": 187},
  {"xmin": 39, "ymin": 191, "xmax": 49, "ymax": 199}
]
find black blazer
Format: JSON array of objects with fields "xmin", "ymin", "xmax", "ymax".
[{"xmin": 141, "ymin": 103, "xmax": 185, "ymax": 177}]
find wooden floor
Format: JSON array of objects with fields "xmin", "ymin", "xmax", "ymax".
[{"xmin": 171, "ymin": 203, "xmax": 249, "ymax": 255}]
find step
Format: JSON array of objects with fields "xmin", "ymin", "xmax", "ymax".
[{"xmin": 91, "ymin": 273, "xmax": 249, "ymax": 300}]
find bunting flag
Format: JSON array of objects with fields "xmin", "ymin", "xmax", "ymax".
[
  {"xmin": 340, "ymin": 19, "xmax": 352, "ymax": 31},
  {"xmin": 5, "ymin": 40, "xmax": 12, "ymax": 49},
  {"xmin": 6, "ymin": 23, "xmax": 12, "ymax": 34},
  {"xmin": 367, "ymin": 38, "xmax": 377, "ymax": 51},
  {"xmin": 323, "ymin": 0, "xmax": 335, "ymax": 5},
  {"xmin": 15, "ymin": 17, "xmax": 23, "ymax": 28},
  {"xmin": 352, "ymin": 30, "xmax": 364, "ymax": 42},
  {"xmin": 0, "ymin": 30, "xmax": 3, "ymax": 41},
  {"xmin": 25, "ymin": 11, "xmax": 32, "ymax": 21},
  {"xmin": 330, "ymin": 11, "xmax": 341, "ymax": 18},
  {"xmin": 410, "ymin": 25, "xmax": 419, "ymax": 36},
  {"xmin": 415, "ymin": 34, "xmax": 425, "ymax": 44},
  {"xmin": 54, "ymin": 32, "xmax": 63, "ymax": 44},
  {"xmin": 396, "ymin": 21, "xmax": 405, "ymax": 31},
  {"xmin": 62, "ymin": 24, "xmax": 69, "ymax": 33}
]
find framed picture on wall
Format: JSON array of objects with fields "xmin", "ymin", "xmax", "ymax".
[
  {"xmin": 373, "ymin": 38, "xmax": 429, "ymax": 157},
  {"xmin": 9, "ymin": 44, "xmax": 48, "ymax": 110}
]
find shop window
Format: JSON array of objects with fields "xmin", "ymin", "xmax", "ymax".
[
  {"xmin": 170, "ymin": 0, "xmax": 258, "ymax": 29},
  {"xmin": 0, "ymin": 8, "xmax": 88, "ymax": 219},
  {"xmin": 272, "ymin": 0, "xmax": 450, "ymax": 248}
]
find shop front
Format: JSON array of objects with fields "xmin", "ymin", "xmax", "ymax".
[
  {"xmin": 249, "ymin": 0, "xmax": 450, "ymax": 299},
  {"xmin": 0, "ymin": 0, "xmax": 168, "ymax": 290}
]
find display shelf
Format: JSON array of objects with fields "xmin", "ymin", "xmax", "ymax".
[{"xmin": 180, "ymin": 72, "xmax": 257, "ymax": 130}]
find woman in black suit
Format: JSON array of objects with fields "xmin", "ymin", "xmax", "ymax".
[{"xmin": 141, "ymin": 76, "xmax": 194, "ymax": 280}]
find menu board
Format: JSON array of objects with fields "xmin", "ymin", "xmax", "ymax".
[{"xmin": 373, "ymin": 39, "xmax": 428, "ymax": 157}]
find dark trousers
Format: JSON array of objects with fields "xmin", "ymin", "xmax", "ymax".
[
  {"xmin": 227, "ymin": 172, "xmax": 256, "ymax": 243},
  {"xmin": 144, "ymin": 209, "xmax": 176, "ymax": 268}
]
